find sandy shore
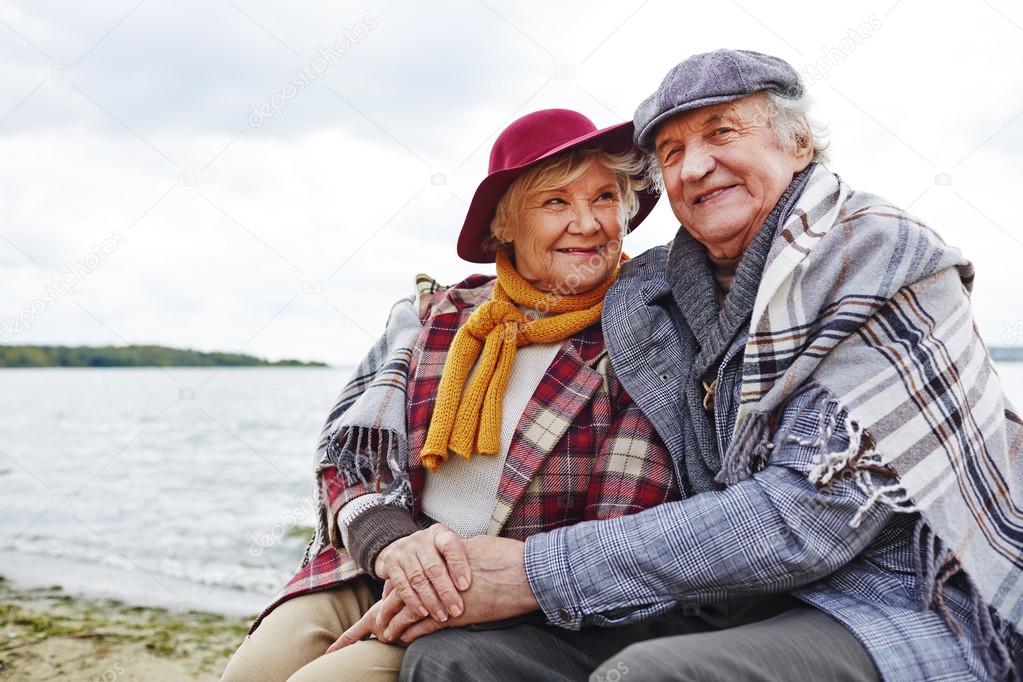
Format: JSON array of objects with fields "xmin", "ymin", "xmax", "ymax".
[{"xmin": 0, "ymin": 575, "xmax": 252, "ymax": 681}]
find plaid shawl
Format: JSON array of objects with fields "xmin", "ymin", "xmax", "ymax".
[
  {"xmin": 718, "ymin": 164, "xmax": 1022, "ymax": 672},
  {"xmin": 304, "ymin": 274, "xmax": 441, "ymax": 563},
  {"xmin": 250, "ymin": 273, "xmax": 680, "ymax": 633}
]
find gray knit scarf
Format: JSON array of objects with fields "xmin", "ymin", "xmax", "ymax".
[{"xmin": 665, "ymin": 164, "xmax": 814, "ymax": 495}]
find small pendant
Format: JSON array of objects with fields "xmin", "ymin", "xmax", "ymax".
[{"xmin": 702, "ymin": 379, "xmax": 717, "ymax": 412}]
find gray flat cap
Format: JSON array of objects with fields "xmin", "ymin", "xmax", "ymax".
[{"xmin": 634, "ymin": 49, "xmax": 803, "ymax": 150}]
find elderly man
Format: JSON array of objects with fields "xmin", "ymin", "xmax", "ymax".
[{"xmin": 341, "ymin": 50, "xmax": 1023, "ymax": 681}]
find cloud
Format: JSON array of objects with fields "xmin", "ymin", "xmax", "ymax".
[{"xmin": 1, "ymin": 0, "xmax": 1021, "ymax": 365}]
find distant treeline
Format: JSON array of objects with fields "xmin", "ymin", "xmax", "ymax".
[
  {"xmin": 991, "ymin": 347, "xmax": 1023, "ymax": 363},
  {"xmin": 2, "ymin": 344, "xmax": 1020, "ymax": 369},
  {"xmin": 0, "ymin": 345, "xmax": 329, "ymax": 368}
]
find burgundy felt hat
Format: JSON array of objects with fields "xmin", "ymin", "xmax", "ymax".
[{"xmin": 457, "ymin": 109, "xmax": 660, "ymax": 263}]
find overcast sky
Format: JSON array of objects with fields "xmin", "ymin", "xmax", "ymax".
[{"xmin": 2, "ymin": 0, "xmax": 1022, "ymax": 366}]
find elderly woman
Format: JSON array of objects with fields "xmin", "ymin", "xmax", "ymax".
[
  {"xmin": 344, "ymin": 51, "xmax": 1023, "ymax": 681},
  {"xmin": 219, "ymin": 108, "xmax": 682, "ymax": 681}
]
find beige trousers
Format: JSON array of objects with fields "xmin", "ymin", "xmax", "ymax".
[{"xmin": 220, "ymin": 577, "xmax": 405, "ymax": 682}]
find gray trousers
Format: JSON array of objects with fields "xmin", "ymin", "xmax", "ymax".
[{"xmin": 399, "ymin": 597, "xmax": 879, "ymax": 682}]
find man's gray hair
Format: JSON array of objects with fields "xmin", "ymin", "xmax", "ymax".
[
  {"xmin": 765, "ymin": 91, "xmax": 830, "ymax": 164},
  {"xmin": 645, "ymin": 91, "xmax": 830, "ymax": 194}
]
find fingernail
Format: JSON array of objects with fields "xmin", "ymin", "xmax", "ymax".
[
  {"xmin": 457, "ymin": 577, "xmax": 469, "ymax": 590},
  {"xmin": 437, "ymin": 609, "xmax": 448, "ymax": 622},
  {"xmin": 418, "ymin": 607, "xmax": 429, "ymax": 618},
  {"xmin": 449, "ymin": 603, "xmax": 463, "ymax": 618}
]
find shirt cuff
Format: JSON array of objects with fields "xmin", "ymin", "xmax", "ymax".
[
  {"xmin": 336, "ymin": 492, "xmax": 386, "ymax": 548},
  {"xmin": 524, "ymin": 528, "xmax": 585, "ymax": 630}
]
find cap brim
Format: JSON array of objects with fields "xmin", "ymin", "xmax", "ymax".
[
  {"xmin": 635, "ymin": 93, "xmax": 749, "ymax": 151},
  {"xmin": 458, "ymin": 120, "xmax": 660, "ymax": 263}
]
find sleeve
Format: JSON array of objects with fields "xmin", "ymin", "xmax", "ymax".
[
  {"xmin": 583, "ymin": 376, "xmax": 681, "ymax": 520},
  {"xmin": 524, "ymin": 387, "xmax": 896, "ymax": 629},
  {"xmin": 316, "ymin": 281, "xmax": 456, "ymax": 565},
  {"xmin": 316, "ymin": 391, "xmax": 422, "ymax": 574},
  {"xmin": 320, "ymin": 464, "xmax": 395, "ymax": 543},
  {"xmin": 319, "ymin": 446, "xmax": 410, "ymax": 545}
]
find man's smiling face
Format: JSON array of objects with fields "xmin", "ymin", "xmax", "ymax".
[{"xmin": 653, "ymin": 93, "xmax": 811, "ymax": 259}]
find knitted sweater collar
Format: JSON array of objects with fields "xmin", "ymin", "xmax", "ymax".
[
  {"xmin": 662, "ymin": 164, "xmax": 816, "ymax": 495},
  {"xmin": 667, "ymin": 164, "xmax": 816, "ymax": 378}
]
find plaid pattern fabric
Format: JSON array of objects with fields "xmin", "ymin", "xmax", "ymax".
[
  {"xmin": 405, "ymin": 277, "xmax": 680, "ymax": 538},
  {"xmin": 313, "ymin": 273, "xmax": 445, "ymax": 464},
  {"xmin": 735, "ymin": 169, "xmax": 1022, "ymax": 654},
  {"xmin": 525, "ymin": 166, "xmax": 1022, "ymax": 680},
  {"xmin": 303, "ymin": 273, "xmax": 447, "ymax": 559},
  {"xmin": 526, "ymin": 369, "xmax": 997, "ymax": 680},
  {"xmin": 251, "ymin": 273, "xmax": 679, "ymax": 631}
]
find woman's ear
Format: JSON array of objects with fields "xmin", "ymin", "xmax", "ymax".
[{"xmin": 493, "ymin": 220, "xmax": 515, "ymax": 246}]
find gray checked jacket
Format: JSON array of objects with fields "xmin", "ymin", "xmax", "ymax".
[{"xmin": 523, "ymin": 245, "xmax": 1021, "ymax": 681}]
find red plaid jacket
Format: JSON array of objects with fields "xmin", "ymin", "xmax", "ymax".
[{"xmin": 254, "ymin": 274, "xmax": 679, "ymax": 627}]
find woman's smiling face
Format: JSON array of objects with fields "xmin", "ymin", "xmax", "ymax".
[{"xmin": 507, "ymin": 161, "xmax": 624, "ymax": 294}]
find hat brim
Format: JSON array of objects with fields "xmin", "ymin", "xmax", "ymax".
[{"xmin": 457, "ymin": 120, "xmax": 660, "ymax": 264}]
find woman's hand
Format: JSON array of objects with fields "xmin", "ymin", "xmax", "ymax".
[
  {"xmin": 373, "ymin": 524, "xmax": 471, "ymax": 623},
  {"xmin": 335, "ymin": 536, "xmax": 537, "ymax": 649}
]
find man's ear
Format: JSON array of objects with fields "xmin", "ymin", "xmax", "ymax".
[{"xmin": 793, "ymin": 119, "xmax": 814, "ymax": 165}]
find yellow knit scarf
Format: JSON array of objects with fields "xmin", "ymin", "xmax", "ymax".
[{"xmin": 421, "ymin": 250, "xmax": 623, "ymax": 472}]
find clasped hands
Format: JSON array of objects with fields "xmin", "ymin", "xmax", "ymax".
[{"xmin": 326, "ymin": 525, "xmax": 538, "ymax": 653}]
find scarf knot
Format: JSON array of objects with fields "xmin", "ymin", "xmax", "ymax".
[{"xmin": 465, "ymin": 299, "xmax": 525, "ymax": 341}]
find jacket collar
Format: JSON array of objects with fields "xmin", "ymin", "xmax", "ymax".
[
  {"xmin": 486, "ymin": 336, "xmax": 603, "ymax": 533},
  {"xmin": 614, "ymin": 245, "xmax": 673, "ymax": 306}
]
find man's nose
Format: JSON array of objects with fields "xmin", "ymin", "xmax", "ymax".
[{"xmin": 680, "ymin": 147, "xmax": 715, "ymax": 184}]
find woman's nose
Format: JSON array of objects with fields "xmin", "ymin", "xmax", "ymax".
[{"xmin": 568, "ymin": 204, "xmax": 600, "ymax": 234}]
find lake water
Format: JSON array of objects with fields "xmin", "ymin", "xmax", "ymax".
[
  {"xmin": 2, "ymin": 364, "xmax": 1023, "ymax": 618},
  {"xmin": 0, "ymin": 366, "xmax": 353, "ymax": 617}
]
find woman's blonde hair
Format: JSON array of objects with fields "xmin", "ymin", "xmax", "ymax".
[{"xmin": 486, "ymin": 149, "xmax": 649, "ymax": 253}]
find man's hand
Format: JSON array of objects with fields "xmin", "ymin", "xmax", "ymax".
[
  {"xmin": 374, "ymin": 523, "xmax": 471, "ymax": 623},
  {"xmin": 331, "ymin": 535, "xmax": 539, "ymax": 650},
  {"xmin": 325, "ymin": 581, "xmax": 405, "ymax": 653}
]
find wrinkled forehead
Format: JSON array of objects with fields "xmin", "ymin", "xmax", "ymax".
[{"xmin": 653, "ymin": 93, "xmax": 770, "ymax": 150}]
